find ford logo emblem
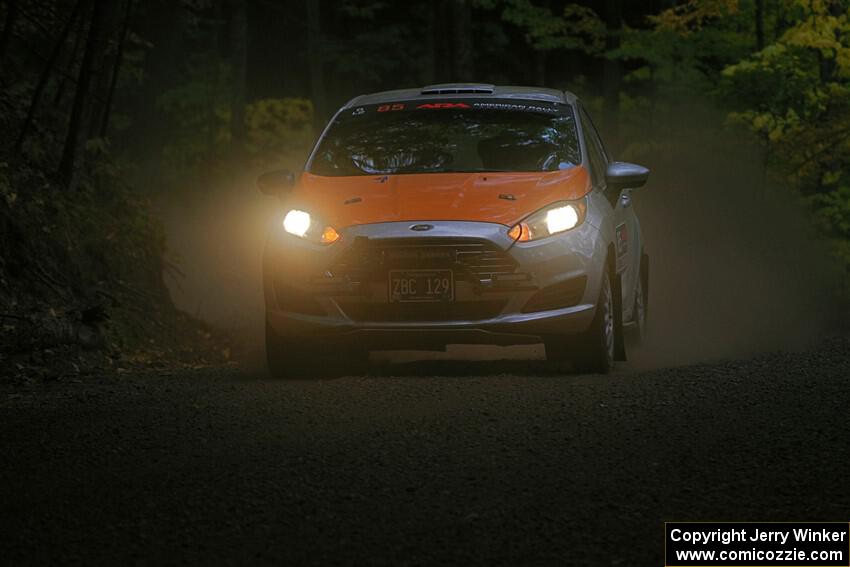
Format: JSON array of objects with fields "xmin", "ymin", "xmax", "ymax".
[{"xmin": 410, "ymin": 224, "xmax": 434, "ymax": 232}]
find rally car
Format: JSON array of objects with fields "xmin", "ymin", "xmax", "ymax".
[{"xmin": 259, "ymin": 84, "xmax": 649, "ymax": 377}]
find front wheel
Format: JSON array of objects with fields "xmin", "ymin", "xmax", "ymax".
[
  {"xmin": 572, "ymin": 269, "xmax": 616, "ymax": 374},
  {"xmin": 544, "ymin": 269, "xmax": 616, "ymax": 374}
]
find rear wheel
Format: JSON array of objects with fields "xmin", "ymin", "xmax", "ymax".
[
  {"xmin": 266, "ymin": 318, "xmax": 367, "ymax": 379},
  {"xmin": 630, "ymin": 272, "xmax": 647, "ymax": 345},
  {"xmin": 627, "ymin": 252, "xmax": 649, "ymax": 346}
]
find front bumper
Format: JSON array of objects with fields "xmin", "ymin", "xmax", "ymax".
[{"xmin": 263, "ymin": 220, "xmax": 607, "ymax": 348}]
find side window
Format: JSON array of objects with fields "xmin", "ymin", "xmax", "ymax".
[{"xmin": 579, "ymin": 107, "xmax": 608, "ymax": 188}]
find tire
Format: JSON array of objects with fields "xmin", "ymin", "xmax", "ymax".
[
  {"xmin": 543, "ymin": 268, "xmax": 617, "ymax": 373},
  {"xmin": 265, "ymin": 317, "xmax": 367, "ymax": 379},
  {"xmin": 572, "ymin": 269, "xmax": 616, "ymax": 374},
  {"xmin": 630, "ymin": 268, "xmax": 648, "ymax": 346}
]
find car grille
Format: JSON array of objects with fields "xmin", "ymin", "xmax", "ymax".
[{"xmin": 329, "ymin": 237, "xmax": 517, "ymax": 287}]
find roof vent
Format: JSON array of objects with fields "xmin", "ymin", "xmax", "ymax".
[{"xmin": 420, "ymin": 83, "xmax": 495, "ymax": 95}]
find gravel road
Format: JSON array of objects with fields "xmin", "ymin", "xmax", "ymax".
[{"xmin": 2, "ymin": 340, "xmax": 849, "ymax": 566}]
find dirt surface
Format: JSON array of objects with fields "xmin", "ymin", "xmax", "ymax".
[{"xmin": 2, "ymin": 340, "xmax": 849, "ymax": 566}]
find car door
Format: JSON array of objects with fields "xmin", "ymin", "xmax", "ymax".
[{"xmin": 578, "ymin": 105, "xmax": 641, "ymax": 322}]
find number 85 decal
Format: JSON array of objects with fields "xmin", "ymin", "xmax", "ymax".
[{"xmin": 377, "ymin": 103, "xmax": 405, "ymax": 112}]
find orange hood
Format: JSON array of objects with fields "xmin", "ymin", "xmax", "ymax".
[{"xmin": 289, "ymin": 167, "xmax": 591, "ymax": 229}]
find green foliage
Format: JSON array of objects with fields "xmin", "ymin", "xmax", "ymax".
[
  {"xmin": 607, "ymin": 0, "xmax": 850, "ymax": 281},
  {"xmin": 486, "ymin": 0, "xmax": 606, "ymax": 53},
  {"xmin": 156, "ymin": 61, "xmax": 233, "ymax": 168},
  {"xmin": 612, "ymin": 3, "xmax": 752, "ymax": 95},
  {"xmin": 722, "ymin": 0, "xmax": 850, "ymax": 187},
  {"xmin": 718, "ymin": 0, "xmax": 850, "ymax": 278},
  {"xmin": 0, "ymin": 143, "xmax": 175, "ymax": 352},
  {"xmin": 245, "ymin": 98, "xmax": 314, "ymax": 165},
  {"xmin": 157, "ymin": 83, "xmax": 314, "ymax": 169},
  {"xmin": 650, "ymin": 0, "xmax": 741, "ymax": 35},
  {"xmin": 810, "ymin": 185, "xmax": 850, "ymax": 272},
  {"xmin": 325, "ymin": 2, "xmax": 428, "ymax": 87}
]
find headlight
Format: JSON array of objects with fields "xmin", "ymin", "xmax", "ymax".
[
  {"xmin": 508, "ymin": 200, "xmax": 587, "ymax": 242},
  {"xmin": 282, "ymin": 209, "xmax": 340, "ymax": 244},
  {"xmin": 283, "ymin": 209, "xmax": 311, "ymax": 237}
]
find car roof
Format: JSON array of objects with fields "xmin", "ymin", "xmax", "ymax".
[{"xmin": 343, "ymin": 84, "xmax": 578, "ymax": 108}]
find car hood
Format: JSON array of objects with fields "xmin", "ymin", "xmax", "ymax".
[{"xmin": 288, "ymin": 167, "xmax": 591, "ymax": 229}]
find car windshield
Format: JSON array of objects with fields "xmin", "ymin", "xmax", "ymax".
[{"xmin": 308, "ymin": 100, "xmax": 581, "ymax": 176}]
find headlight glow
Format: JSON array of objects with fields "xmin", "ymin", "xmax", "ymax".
[
  {"xmin": 509, "ymin": 199, "xmax": 587, "ymax": 242},
  {"xmin": 282, "ymin": 209, "xmax": 341, "ymax": 245},
  {"xmin": 283, "ymin": 209, "xmax": 311, "ymax": 237},
  {"xmin": 546, "ymin": 205, "xmax": 580, "ymax": 234}
]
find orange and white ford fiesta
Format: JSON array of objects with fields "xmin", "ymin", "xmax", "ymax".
[{"xmin": 258, "ymin": 84, "xmax": 650, "ymax": 377}]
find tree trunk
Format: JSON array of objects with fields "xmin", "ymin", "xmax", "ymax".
[
  {"xmin": 602, "ymin": 0, "xmax": 622, "ymax": 152},
  {"xmin": 86, "ymin": 0, "xmax": 120, "ymax": 140},
  {"xmin": 15, "ymin": 0, "xmax": 83, "ymax": 152},
  {"xmin": 433, "ymin": 0, "xmax": 450, "ymax": 83},
  {"xmin": 450, "ymin": 0, "xmax": 473, "ymax": 81},
  {"xmin": 755, "ymin": 0, "xmax": 765, "ymax": 50},
  {"xmin": 100, "ymin": 0, "xmax": 133, "ymax": 138},
  {"xmin": 229, "ymin": 0, "xmax": 247, "ymax": 147},
  {"xmin": 0, "ymin": 0, "xmax": 18, "ymax": 70},
  {"xmin": 53, "ymin": 16, "xmax": 85, "ymax": 106},
  {"xmin": 421, "ymin": 1, "xmax": 436, "ymax": 85},
  {"xmin": 534, "ymin": 0, "xmax": 551, "ymax": 87},
  {"xmin": 59, "ymin": 0, "xmax": 106, "ymax": 188},
  {"xmin": 535, "ymin": 51, "xmax": 546, "ymax": 87},
  {"xmin": 306, "ymin": 0, "xmax": 325, "ymax": 131}
]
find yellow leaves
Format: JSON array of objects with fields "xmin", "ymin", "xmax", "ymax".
[
  {"xmin": 782, "ymin": 14, "xmax": 845, "ymax": 51},
  {"xmin": 651, "ymin": 0, "xmax": 739, "ymax": 35},
  {"xmin": 779, "ymin": 1, "xmax": 850, "ymax": 75},
  {"xmin": 245, "ymin": 98, "xmax": 312, "ymax": 136},
  {"xmin": 823, "ymin": 169, "xmax": 842, "ymax": 185},
  {"xmin": 244, "ymin": 98, "xmax": 314, "ymax": 165},
  {"xmin": 837, "ymin": 47, "xmax": 850, "ymax": 77},
  {"xmin": 728, "ymin": 108, "xmax": 802, "ymax": 143}
]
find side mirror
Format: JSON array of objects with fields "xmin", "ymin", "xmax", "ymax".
[
  {"xmin": 605, "ymin": 162, "xmax": 649, "ymax": 191},
  {"xmin": 257, "ymin": 169, "xmax": 295, "ymax": 196}
]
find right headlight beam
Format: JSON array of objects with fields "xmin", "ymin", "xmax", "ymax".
[{"xmin": 509, "ymin": 200, "xmax": 587, "ymax": 242}]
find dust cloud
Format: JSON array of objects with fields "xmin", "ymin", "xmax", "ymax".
[
  {"xmin": 156, "ymin": 166, "xmax": 275, "ymax": 359},
  {"xmin": 625, "ymin": 106, "xmax": 838, "ymax": 368},
  {"xmin": 157, "ymin": 105, "xmax": 839, "ymax": 372}
]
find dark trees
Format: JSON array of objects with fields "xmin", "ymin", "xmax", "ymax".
[
  {"xmin": 306, "ymin": 0, "xmax": 325, "ymax": 129},
  {"xmin": 59, "ymin": 0, "xmax": 106, "ymax": 188},
  {"xmin": 0, "ymin": 0, "xmax": 18, "ymax": 70},
  {"xmin": 755, "ymin": 0, "xmax": 765, "ymax": 50},
  {"xmin": 229, "ymin": 0, "xmax": 247, "ymax": 146},
  {"xmin": 450, "ymin": 0, "xmax": 474, "ymax": 81},
  {"xmin": 99, "ymin": 0, "xmax": 134, "ymax": 138},
  {"xmin": 602, "ymin": 0, "xmax": 623, "ymax": 149},
  {"xmin": 15, "ymin": 0, "xmax": 83, "ymax": 151}
]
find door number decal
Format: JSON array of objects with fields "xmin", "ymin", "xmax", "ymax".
[{"xmin": 616, "ymin": 223, "xmax": 629, "ymax": 257}]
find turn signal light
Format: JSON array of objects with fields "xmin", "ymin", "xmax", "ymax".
[
  {"xmin": 321, "ymin": 226, "xmax": 341, "ymax": 244},
  {"xmin": 508, "ymin": 223, "xmax": 531, "ymax": 242}
]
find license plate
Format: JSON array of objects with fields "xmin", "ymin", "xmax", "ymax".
[{"xmin": 388, "ymin": 269, "xmax": 454, "ymax": 303}]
